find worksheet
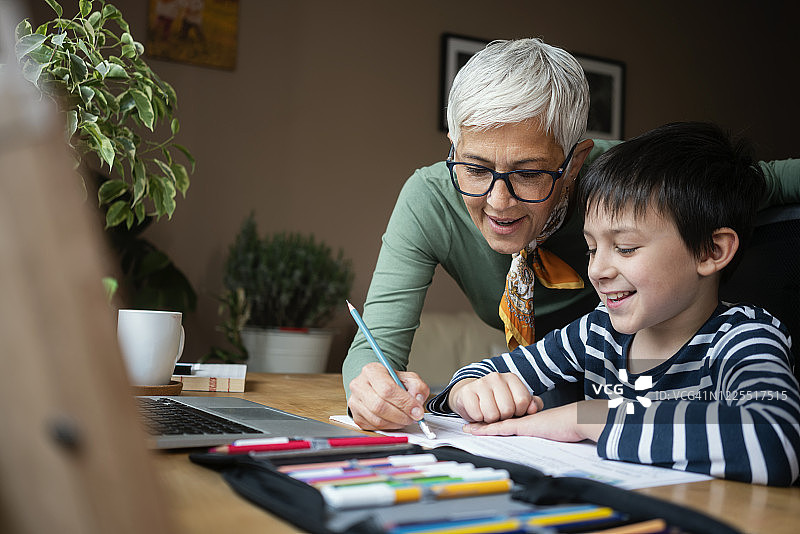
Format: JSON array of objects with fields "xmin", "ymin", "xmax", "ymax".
[{"xmin": 329, "ymin": 414, "xmax": 711, "ymax": 490}]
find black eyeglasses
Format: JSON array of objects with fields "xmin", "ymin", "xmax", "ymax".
[{"xmin": 445, "ymin": 143, "xmax": 577, "ymax": 203}]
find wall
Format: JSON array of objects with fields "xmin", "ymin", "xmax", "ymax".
[{"xmin": 23, "ymin": 0, "xmax": 799, "ymax": 371}]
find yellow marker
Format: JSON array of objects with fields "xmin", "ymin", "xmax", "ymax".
[
  {"xmin": 430, "ymin": 479, "xmax": 513, "ymax": 499},
  {"xmin": 526, "ymin": 506, "xmax": 615, "ymax": 526}
]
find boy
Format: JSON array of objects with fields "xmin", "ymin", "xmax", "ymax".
[{"xmin": 427, "ymin": 122, "xmax": 800, "ymax": 486}]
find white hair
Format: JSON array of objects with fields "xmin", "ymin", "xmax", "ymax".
[{"xmin": 446, "ymin": 38, "xmax": 590, "ymax": 155}]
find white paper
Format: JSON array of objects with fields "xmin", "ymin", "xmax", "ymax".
[{"xmin": 329, "ymin": 413, "xmax": 711, "ymax": 490}]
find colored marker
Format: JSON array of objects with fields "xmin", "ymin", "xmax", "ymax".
[
  {"xmin": 277, "ymin": 453, "xmax": 439, "ymax": 473},
  {"xmin": 320, "ymin": 478, "xmax": 512, "ymax": 509},
  {"xmin": 287, "ymin": 461, "xmax": 464, "ymax": 479},
  {"xmin": 210, "ymin": 435, "xmax": 408, "ymax": 454},
  {"xmin": 346, "ymin": 300, "xmax": 437, "ymax": 440},
  {"xmin": 210, "ymin": 440, "xmax": 312, "ymax": 454},
  {"xmin": 305, "ymin": 466, "xmax": 510, "ymax": 488}
]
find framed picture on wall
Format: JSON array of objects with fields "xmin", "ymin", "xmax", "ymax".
[
  {"xmin": 573, "ymin": 54, "xmax": 626, "ymax": 140},
  {"xmin": 440, "ymin": 34, "xmax": 489, "ymax": 132},
  {"xmin": 146, "ymin": 0, "xmax": 240, "ymax": 70}
]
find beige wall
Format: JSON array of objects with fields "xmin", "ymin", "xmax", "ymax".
[{"xmin": 25, "ymin": 1, "xmax": 799, "ymax": 370}]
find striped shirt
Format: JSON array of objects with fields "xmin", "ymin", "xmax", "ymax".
[{"xmin": 427, "ymin": 303, "xmax": 800, "ymax": 486}]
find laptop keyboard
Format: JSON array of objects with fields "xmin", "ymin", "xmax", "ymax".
[{"xmin": 138, "ymin": 397, "xmax": 264, "ymax": 436}]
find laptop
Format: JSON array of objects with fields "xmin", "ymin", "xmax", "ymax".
[{"xmin": 138, "ymin": 395, "xmax": 362, "ymax": 449}]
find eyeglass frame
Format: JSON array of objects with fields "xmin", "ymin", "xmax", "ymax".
[{"xmin": 445, "ymin": 143, "xmax": 578, "ymax": 203}]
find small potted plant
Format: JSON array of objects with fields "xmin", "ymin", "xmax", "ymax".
[{"xmin": 208, "ymin": 214, "xmax": 354, "ymax": 373}]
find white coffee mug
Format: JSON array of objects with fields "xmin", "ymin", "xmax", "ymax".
[{"xmin": 117, "ymin": 309, "xmax": 185, "ymax": 386}]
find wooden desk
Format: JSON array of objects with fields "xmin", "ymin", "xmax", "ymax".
[{"xmin": 155, "ymin": 373, "xmax": 800, "ymax": 534}]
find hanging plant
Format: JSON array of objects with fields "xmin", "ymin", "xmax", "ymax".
[{"xmin": 14, "ymin": 0, "xmax": 195, "ymax": 228}]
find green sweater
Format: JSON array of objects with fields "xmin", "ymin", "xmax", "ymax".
[{"xmin": 342, "ymin": 141, "xmax": 800, "ymax": 395}]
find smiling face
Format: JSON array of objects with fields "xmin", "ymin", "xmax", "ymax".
[
  {"xmin": 583, "ymin": 204, "xmax": 719, "ymax": 339},
  {"xmin": 454, "ymin": 120, "xmax": 573, "ymax": 255}
]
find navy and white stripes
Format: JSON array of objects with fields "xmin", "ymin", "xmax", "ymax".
[{"xmin": 427, "ymin": 303, "xmax": 800, "ymax": 486}]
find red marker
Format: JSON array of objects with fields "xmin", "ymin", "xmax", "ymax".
[{"xmin": 210, "ymin": 440, "xmax": 312, "ymax": 454}]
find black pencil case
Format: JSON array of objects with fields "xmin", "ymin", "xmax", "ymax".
[{"xmin": 190, "ymin": 445, "xmax": 742, "ymax": 534}]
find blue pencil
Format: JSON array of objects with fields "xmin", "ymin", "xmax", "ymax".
[{"xmin": 346, "ymin": 300, "xmax": 436, "ymax": 439}]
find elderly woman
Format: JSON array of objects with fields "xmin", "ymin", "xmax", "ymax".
[{"xmin": 343, "ymin": 38, "xmax": 799, "ymax": 431}]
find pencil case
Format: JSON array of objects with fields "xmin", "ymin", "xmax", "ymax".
[{"xmin": 190, "ymin": 444, "xmax": 742, "ymax": 534}]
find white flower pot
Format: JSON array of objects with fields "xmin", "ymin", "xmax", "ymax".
[{"xmin": 240, "ymin": 327, "xmax": 333, "ymax": 373}]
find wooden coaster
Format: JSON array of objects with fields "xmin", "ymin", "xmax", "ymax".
[{"xmin": 131, "ymin": 380, "xmax": 183, "ymax": 396}]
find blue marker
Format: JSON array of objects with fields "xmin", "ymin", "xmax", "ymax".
[{"xmin": 346, "ymin": 300, "xmax": 436, "ymax": 440}]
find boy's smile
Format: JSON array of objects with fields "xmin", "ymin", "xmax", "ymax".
[{"xmin": 583, "ymin": 206, "xmax": 720, "ymax": 354}]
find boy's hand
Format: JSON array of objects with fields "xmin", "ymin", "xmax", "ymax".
[
  {"xmin": 348, "ymin": 362, "xmax": 430, "ymax": 430},
  {"xmin": 462, "ymin": 400, "xmax": 608, "ymax": 442},
  {"xmin": 448, "ymin": 372, "xmax": 543, "ymax": 423}
]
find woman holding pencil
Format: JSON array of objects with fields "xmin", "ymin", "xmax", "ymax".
[{"xmin": 343, "ymin": 38, "xmax": 800, "ymax": 431}]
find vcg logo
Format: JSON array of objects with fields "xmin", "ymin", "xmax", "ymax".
[{"xmin": 592, "ymin": 370, "xmax": 653, "ymax": 414}]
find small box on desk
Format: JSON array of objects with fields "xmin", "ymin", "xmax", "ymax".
[{"xmin": 171, "ymin": 363, "xmax": 247, "ymax": 392}]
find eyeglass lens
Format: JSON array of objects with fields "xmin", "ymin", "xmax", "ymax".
[{"xmin": 451, "ymin": 164, "xmax": 555, "ymax": 202}]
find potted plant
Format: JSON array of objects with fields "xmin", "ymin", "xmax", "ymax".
[
  {"xmin": 208, "ymin": 214, "xmax": 354, "ymax": 373},
  {"xmin": 12, "ymin": 0, "xmax": 196, "ymax": 309}
]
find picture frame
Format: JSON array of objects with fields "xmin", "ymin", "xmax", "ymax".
[
  {"xmin": 146, "ymin": 0, "xmax": 240, "ymax": 70},
  {"xmin": 439, "ymin": 33, "xmax": 489, "ymax": 132},
  {"xmin": 573, "ymin": 54, "xmax": 626, "ymax": 140}
]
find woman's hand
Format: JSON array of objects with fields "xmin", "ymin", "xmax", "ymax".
[
  {"xmin": 347, "ymin": 362, "xmax": 430, "ymax": 430},
  {"xmin": 448, "ymin": 372, "xmax": 543, "ymax": 423},
  {"xmin": 462, "ymin": 400, "xmax": 609, "ymax": 442}
]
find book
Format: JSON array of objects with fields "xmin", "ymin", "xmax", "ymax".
[{"xmin": 171, "ymin": 364, "xmax": 247, "ymax": 392}]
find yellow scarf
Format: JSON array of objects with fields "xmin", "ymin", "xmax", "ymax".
[{"xmin": 499, "ymin": 188, "xmax": 583, "ymax": 350}]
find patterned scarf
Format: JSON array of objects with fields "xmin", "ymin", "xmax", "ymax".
[{"xmin": 499, "ymin": 186, "xmax": 584, "ymax": 350}]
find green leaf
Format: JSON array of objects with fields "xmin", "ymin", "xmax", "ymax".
[
  {"xmin": 118, "ymin": 91, "xmax": 135, "ymax": 112},
  {"xmin": 83, "ymin": 123, "xmax": 114, "ymax": 169},
  {"xmin": 151, "ymin": 94, "xmax": 167, "ymax": 120},
  {"xmin": 172, "ymin": 163, "xmax": 190, "ymax": 196},
  {"xmin": 25, "ymin": 45, "xmax": 54, "ymax": 65},
  {"xmin": 105, "ymin": 200, "xmax": 130, "ymax": 228},
  {"xmin": 171, "ymin": 143, "xmax": 196, "ymax": 173},
  {"xmin": 102, "ymin": 4, "xmax": 119, "ymax": 19},
  {"xmin": 51, "ymin": 65, "xmax": 69, "ymax": 81},
  {"xmin": 149, "ymin": 175, "xmax": 177, "ymax": 219},
  {"xmin": 79, "ymin": 0, "xmax": 92, "ymax": 17},
  {"xmin": 15, "ymin": 34, "xmax": 46, "ymax": 61},
  {"xmin": 134, "ymin": 202, "xmax": 146, "ymax": 224},
  {"xmin": 117, "ymin": 136, "xmax": 136, "ymax": 159},
  {"xmin": 155, "ymin": 159, "xmax": 177, "ymax": 183},
  {"xmin": 15, "ymin": 19, "xmax": 33, "ymax": 40},
  {"xmin": 69, "ymin": 52, "xmax": 88, "ymax": 81},
  {"xmin": 79, "ymin": 109, "xmax": 98, "ymax": 123},
  {"xmin": 82, "ymin": 19, "xmax": 95, "ymax": 41},
  {"xmin": 101, "ymin": 277, "xmax": 118, "ymax": 302},
  {"xmin": 66, "ymin": 110, "xmax": 78, "ymax": 140},
  {"xmin": 130, "ymin": 89, "xmax": 154, "ymax": 130},
  {"xmin": 45, "ymin": 0, "xmax": 63, "ymax": 18},
  {"xmin": 88, "ymin": 11, "xmax": 102, "ymax": 29},
  {"xmin": 98, "ymin": 179, "xmax": 128, "ymax": 205},
  {"xmin": 92, "ymin": 86, "xmax": 108, "ymax": 110},
  {"xmin": 97, "ymin": 60, "xmax": 128, "ymax": 79},
  {"xmin": 121, "ymin": 32, "xmax": 134, "ymax": 45},
  {"xmin": 132, "ymin": 158, "xmax": 147, "ymax": 204},
  {"xmin": 79, "ymin": 85, "xmax": 95, "ymax": 104},
  {"xmin": 170, "ymin": 118, "xmax": 179, "ymax": 135},
  {"xmin": 51, "ymin": 32, "xmax": 66, "ymax": 47},
  {"xmin": 160, "ymin": 80, "xmax": 177, "ymax": 106},
  {"xmin": 20, "ymin": 58, "xmax": 46, "ymax": 84},
  {"xmin": 121, "ymin": 44, "xmax": 136, "ymax": 58}
]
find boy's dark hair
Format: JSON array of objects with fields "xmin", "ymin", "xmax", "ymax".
[{"xmin": 577, "ymin": 122, "xmax": 766, "ymax": 278}]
